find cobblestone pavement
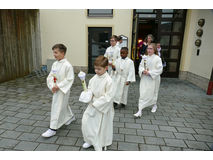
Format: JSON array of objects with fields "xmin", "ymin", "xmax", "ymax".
[{"xmin": 0, "ymin": 75, "xmax": 212, "ymax": 151}]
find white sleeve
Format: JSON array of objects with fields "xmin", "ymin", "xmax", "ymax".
[
  {"xmin": 138, "ymin": 59, "xmax": 145, "ymax": 78},
  {"xmin": 57, "ymin": 65, "xmax": 74, "ymax": 94},
  {"xmin": 127, "ymin": 61, "xmax": 136, "ymax": 82},
  {"xmin": 149, "ymin": 58, "xmax": 163, "ymax": 79}
]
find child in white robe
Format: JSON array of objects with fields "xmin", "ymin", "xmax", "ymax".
[
  {"xmin": 134, "ymin": 43, "xmax": 163, "ymax": 118},
  {"xmin": 42, "ymin": 44, "xmax": 75, "ymax": 137},
  {"xmin": 112, "ymin": 47, "xmax": 136, "ymax": 109},
  {"xmin": 81, "ymin": 56, "xmax": 114, "ymax": 151},
  {"xmin": 104, "ymin": 35, "xmax": 120, "ymax": 75}
]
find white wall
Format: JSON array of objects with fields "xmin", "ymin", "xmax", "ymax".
[
  {"xmin": 180, "ymin": 9, "xmax": 213, "ymax": 79},
  {"xmin": 40, "ymin": 9, "xmax": 133, "ymax": 68}
]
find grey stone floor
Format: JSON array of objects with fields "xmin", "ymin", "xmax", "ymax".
[{"xmin": 0, "ymin": 74, "xmax": 212, "ymax": 151}]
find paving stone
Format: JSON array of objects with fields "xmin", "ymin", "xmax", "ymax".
[
  {"xmin": 15, "ymin": 113, "xmax": 31, "ymax": 119},
  {"xmin": 108, "ymin": 141, "xmax": 118, "ymax": 150},
  {"xmin": 36, "ymin": 136, "xmax": 59, "ymax": 144},
  {"xmin": 31, "ymin": 126, "xmax": 47, "ymax": 134},
  {"xmin": 125, "ymin": 135, "xmax": 144, "ymax": 143},
  {"xmin": 185, "ymin": 140, "xmax": 210, "ymax": 150},
  {"xmin": 155, "ymin": 131, "xmax": 175, "ymax": 138},
  {"xmin": 56, "ymin": 137, "xmax": 77, "ymax": 145},
  {"xmin": 137, "ymin": 129, "xmax": 155, "ymax": 137},
  {"xmin": 120, "ymin": 117, "xmax": 135, "ymax": 123},
  {"xmin": 14, "ymin": 141, "xmax": 39, "ymax": 151},
  {"xmin": 164, "ymin": 138, "xmax": 187, "ymax": 148},
  {"xmin": 67, "ymin": 130, "xmax": 83, "ymax": 138},
  {"xmin": 151, "ymin": 120, "xmax": 168, "ymax": 125},
  {"xmin": 139, "ymin": 144, "xmax": 160, "ymax": 151},
  {"xmin": 144, "ymin": 137, "xmax": 165, "ymax": 145},
  {"xmin": 142, "ymin": 124, "xmax": 159, "ymax": 131},
  {"xmin": 113, "ymin": 134, "xmax": 125, "ymax": 141},
  {"xmin": 35, "ymin": 143, "xmax": 59, "ymax": 151},
  {"xmin": 0, "ymin": 122, "xmax": 18, "ymax": 130},
  {"xmin": 159, "ymin": 126, "xmax": 177, "ymax": 132},
  {"xmin": 125, "ymin": 123, "xmax": 141, "ymax": 129},
  {"xmin": 29, "ymin": 115, "xmax": 46, "ymax": 121},
  {"xmin": 193, "ymin": 135, "xmax": 213, "ymax": 143},
  {"xmin": 0, "ymin": 138, "xmax": 20, "ymax": 148},
  {"xmin": 2, "ymin": 116, "xmax": 21, "ymax": 123},
  {"xmin": 58, "ymin": 145, "xmax": 80, "ymax": 151},
  {"xmin": 17, "ymin": 133, "xmax": 40, "ymax": 142},
  {"xmin": 0, "ymin": 130, "xmax": 22, "ymax": 139},
  {"xmin": 160, "ymin": 146, "xmax": 182, "ymax": 151},
  {"xmin": 174, "ymin": 132, "xmax": 195, "ymax": 140},
  {"xmin": 17, "ymin": 119, "xmax": 36, "ymax": 126},
  {"xmin": 176, "ymin": 127, "xmax": 196, "ymax": 134},
  {"xmin": 168, "ymin": 121, "xmax": 185, "ymax": 127},
  {"xmin": 113, "ymin": 122, "xmax": 124, "ymax": 128},
  {"xmin": 33, "ymin": 121, "xmax": 49, "ymax": 127},
  {"xmin": 135, "ymin": 119, "xmax": 152, "ymax": 124},
  {"xmin": 184, "ymin": 122, "xmax": 203, "ymax": 129},
  {"xmin": 2, "ymin": 111, "xmax": 17, "ymax": 116},
  {"xmin": 119, "ymin": 128, "xmax": 137, "ymax": 135},
  {"xmin": 15, "ymin": 125, "xmax": 35, "ymax": 132},
  {"xmin": 0, "ymin": 129, "xmax": 5, "ymax": 135},
  {"xmin": 118, "ymin": 142, "xmax": 139, "ymax": 151},
  {"xmin": 194, "ymin": 128, "xmax": 213, "ymax": 136}
]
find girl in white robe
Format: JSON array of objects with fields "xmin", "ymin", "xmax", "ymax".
[
  {"xmin": 82, "ymin": 56, "xmax": 114, "ymax": 151},
  {"xmin": 134, "ymin": 43, "xmax": 163, "ymax": 118},
  {"xmin": 113, "ymin": 47, "xmax": 136, "ymax": 108},
  {"xmin": 42, "ymin": 44, "xmax": 75, "ymax": 138},
  {"xmin": 104, "ymin": 35, "xmax": 120, "ymax": 75}
]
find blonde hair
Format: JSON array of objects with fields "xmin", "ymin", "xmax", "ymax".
[{"xmin": 148, "ymin": 43, "xmax": 158, "ymax": 56}]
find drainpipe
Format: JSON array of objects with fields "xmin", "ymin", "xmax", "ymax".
[{"xmin": 207, "ymin": 67, "xmax": 213, "ymax": 95}]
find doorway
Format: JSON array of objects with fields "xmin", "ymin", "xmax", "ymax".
[
  {"xmin": 131, "ymin": 9, "xmax": 187, "ymax": 78},
  {"xmin": 88, "ymin": 27, "xmax": 112, "ymax": 73}
]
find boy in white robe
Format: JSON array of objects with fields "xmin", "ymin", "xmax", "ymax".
[
  {"xmin": 42, "ymin": 44, "xmax": 75, "ymax": 137},
  {"xmin": 104, "ymin": 35, "xmax": 120, "ymax": 75},
  {"xmin": 112, "ymin": 47, "xmax": 136, "ymax": 109},
  {"xmin": 134, "ymin": 43, "xmax": 163, "ymax": 118},
  {"xmin": 82, "ymin": 56, "xmax": 114, "ymax": 151}
]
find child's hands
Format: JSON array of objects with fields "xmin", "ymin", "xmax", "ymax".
[
  {"xmin": 126, "ymin": 81, "xmax": 130, "ymax": 85},
  {"xmin": 52, "ymin": 85, "xmax": 59, "ymax": 93},
  {"xmin": 143, "ymin": 70, "xmax": 149, "ymax": 76}
]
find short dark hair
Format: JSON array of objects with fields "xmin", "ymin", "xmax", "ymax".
[
  {"xmin": 121, "ymin": 47, "xmax": 128, "ymax": 52},
  {"xmin": 52, "ymin": 44, "xmax": 67, "ymax": 54},
  {"xmin": 117, "ymin": 35, "xmax": 122, "ymax": 41},
  {"xmin": 94, "ymin": 55, "xmax": 108, "ymax": 67}
]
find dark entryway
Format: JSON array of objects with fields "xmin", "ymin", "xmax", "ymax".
[
  {"xmin": 131, "ymin": 9, "xmax": 187, "ymax": 78},
  {"xmin": 88, "ymin": 27, "xmax": 112, "ymax": 73}
]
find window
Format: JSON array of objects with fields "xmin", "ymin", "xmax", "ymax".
[{"xmin": 87, "ymin": 9, "xmax": 113, "ymax": 17}]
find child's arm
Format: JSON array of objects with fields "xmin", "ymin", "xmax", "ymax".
[
  {"xmin": 138, "ymin": 59, "xmax": 145, "ymax": 78},
  {"xmin": 148, "ymin": 58, "xmax": 163, "ymax": 79},
  {"xmin": 92, "ymin": 79, "xmax": 113, "ymax": 114},
  {"xmin": 127, "ymin": 61, "xmax": 136, "ymax": 83},
  {"xmin": 46, "ymin": 65, "xmax": 54, "ymax": 92},
  {"xmin": 57, "ymin": 65, "xmax": 74, "ymax": 94}
]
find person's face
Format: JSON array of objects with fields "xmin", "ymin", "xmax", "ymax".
[
  {"xmin": 147, "ymin": 45, "xmax": 154, "ymax": 56},
  {"xmin": 157, "ymin": 43, "xmax": 161, "ymax": 48},
  {"xmin": 110, "ymin": 38, "xmax": 117, "ymax": 47},
  {"xmin": 147, "ymin": 36, "xmax": 152, "ymax": 43},
  {"xmin": 53, "ymin": 48, "xmax": 65, "ymax": 61},
  {"xmin": 119, "ymin": 39, "xmax": 123, "ymax": 44},
  {"xmin": 94, "ymin": 65, "xmax": 108, "ymax": 76},
  {"xmin": 120, "ymin": 50, "xmax": 128, "ymax": 59}
]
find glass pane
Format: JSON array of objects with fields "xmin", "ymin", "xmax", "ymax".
[
  {"xmin": 162, "ymin": 9, "xmax": 174, "ymax": 13},
  {"xmin": 171, "ymin": 35, "xmax": 181, "ymax": 46},
  {"xmin": 170, "ymin": 49, "xmax": 179, "ymax": 59},
  {"xmin": 161, "ymin": 21, "xmax": 172, "ymax": 32},
  {"xmin": 161, "ymin": 49, "xmax": 169, "ymax": 59},
  {"xmin": 168, "ymin": 62, "xmax": 177, "ymax": 72},
  {"xmin": 162, "ymin": 14, "xmax": 173, "ymax": 18},
  {"xmin": 160, "ymin": 36, "xmax": 170, "ymax": 46},
  {"xmin": 174, "ymin": 9, "xmax": 184, "ymax": 18},
  {"xmin": 139, "ymin": 14, "xmax": 156, "ymax": 18},
  {"xmin": 136, "ymin": 9, "xmax": 154, "ymax": 13},
  {"xmin": 172, "ymin": 22, "xmax": 182, "ymax": 32}
]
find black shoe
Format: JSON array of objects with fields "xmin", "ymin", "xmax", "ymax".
[
  {"xmin": 120, "ymin": 103, "xmax": 126, "ymax": 108},
  {"xmin": 113, "ymin": 102, "xmax": 119, "ymax": 109}
]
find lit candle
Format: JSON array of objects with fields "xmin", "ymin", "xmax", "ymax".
[{"xmin": 78, "ymin": 71, "xmax": 87, "ymax": 91}]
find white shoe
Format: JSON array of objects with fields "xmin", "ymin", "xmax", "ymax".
[
  {"xmin": 134, "ymin": 110, "xmax": 142, "ymax": 118},
  {"xmin": 42, "ymin": 129, "xmax": 56, "ymax": 137},
  {"xmin": 151, "ymin": 105, "xmax": 157, "ymax": 113},
  {"xmin": 83, "ymin": 142, "xmax": 92, "ymax": 149},
  {"xmin": 65, "ymin": 116, "xmax": 76, "ymax": 125}
]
